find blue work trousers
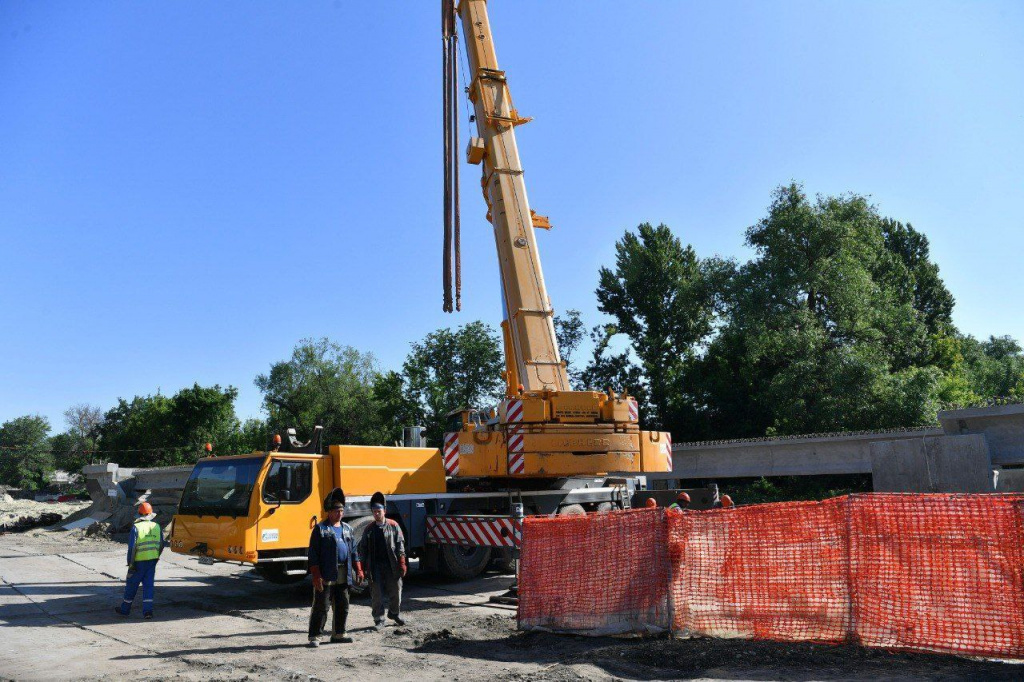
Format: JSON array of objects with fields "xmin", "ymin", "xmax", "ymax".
[{"xmin": 118, "ymin": 559, "xmax": 157, "ymax": 615}]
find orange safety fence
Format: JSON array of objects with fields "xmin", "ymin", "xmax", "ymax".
[
  {"xmin": 849, "ymin": 493, "xmax": 1024, "ymax": 658},
  {"xmin": 670, "ymin": 497, "xmax": 850, "ymax": 642},
  {"xmin": 518, "ymin": 494, "xmax": 1024, "ymax": 660},
  {"xmin": 518, "ymin": 508, "xmax": 671, "ymax": 634}
]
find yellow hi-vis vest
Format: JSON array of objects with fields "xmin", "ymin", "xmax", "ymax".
[{"xmin": 133, "ymin": 520, "xmax": 162, "ymax": 562}]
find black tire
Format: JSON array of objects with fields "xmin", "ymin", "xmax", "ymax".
[
  {"xmin": 255, "ymin": 562, "xmax": 306, "ymax": 585},
  {"xmin": 438, "ymin": 544, "xmax": 493, "ymax": 581},
  {"xmin": 558, "ymin": 504, "xmax": 586, "ymax": 516},
  {"xmin": 595, "ymin": 502, "xmax": 614, "ymax": 514},
  {"xmin": 493, "ymin": 547, "xmax": 516, "ymax": 574},
  {"xmin": 347, "ymin": 515, "xmax": 375, "ymax": 597}
]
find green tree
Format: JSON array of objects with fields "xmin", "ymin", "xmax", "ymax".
[
  {"xmin": 52, "ymin": 403, "xmax": 103, "ymax": 473},
  {"xmin": 402, "ymin": 321, "xmax": 504, "ymax": 445},
  {"xmin": 96, "ymin": 385, "xmax": 244, "ymax": 466},
  {"xmin": 255, "ymin": 338, "xmax": 387, "ymax": 447},
  {"xmin": 553, "ymin": 309, "xmax": 585, "ymax": 390},
  {"xmin": 372, "ymin": 370, "xmax": 419, "ymax": 445},
  {"xmin": 0, "ymin": 415, "xmax": 53, "ymax": 490},
  {"xmin": 596, "ymin": 222, "xmax": 732, "ymax": 432},
  {"xmin": 703, "ymin": 184, "xmax": 941, "ymax": 435},
  {"xmin": 958, "ymin": 335, "xmax": 1024, "ymax": 402}
]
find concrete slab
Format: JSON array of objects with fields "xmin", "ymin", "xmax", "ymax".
[
  {"xmin": 0, "ymin": 616, "xmax": 184, "ymax": 681},
  {"xmin": 62, "ymin": 513, "xmax": 110, "ymax": 531},
  {"xmin": 870, "ymin": 434, "xmax": 994, "ymax": 493}
]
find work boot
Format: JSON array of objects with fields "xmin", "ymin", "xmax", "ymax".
[
  {"xmin": 307, "ymin": 639, "xmax": 320, "ymax": 648},
  {"xmin": 114, "ymin": 606, "xmax": 128, "ymax": 617},
  {"xmin": 374, "ymin": 620, "xmax": 385, "ymax": 631},
  {"xmin": 388, "ymin": 613, "xmax": 405, "ymax": 626},
  {"xmin": 143, "ymin": 612, "xmax": 153, "ymax": 620},
  {"xmin": 330, "ymin": 633, "xmax": 353, "ymax": 643}
]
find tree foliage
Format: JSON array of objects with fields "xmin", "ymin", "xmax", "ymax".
[
  {"xmin": 402, "ymin": 321, "xmax": 504, "ymax": 445},
  {"xmin": 0, "ymin": 415, "xmax": 53, "ymax": 490},
  {"xmin": 255, "ymin": 338, "xmax": 387, "ymax": 447},
  {"xmin": 592, "ymin": 183, "xmax": 1018, "ymax": 442},
  {"xmin": 96, "ymin": 384, "xmax": 245, "ymax": 466},
  {"xmin": 596, "ymin": 222, "xmax": 732, "ymax": 432}
]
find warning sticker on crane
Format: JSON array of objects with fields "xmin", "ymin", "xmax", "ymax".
[
  {"xmin": 661, "ymin": 434, "xmax": 673, "ymax": 471},
  {"xmin": 506, "ymin": 399, "xmax": 524, "ymax": 423},
  {"xmin": 426, "ymin": 515, "xmax": 522, "ymax": 548},
  {"xmin": 508, "ymin": 425, "xmax": 525, "ymax": 474},
  {"xmin": 628, "ymin": 398, "xmax": 639, "ymax": 422},
  {"xmin": 443, "ymin": 432, "xmax": 460, "ymax": 476}
]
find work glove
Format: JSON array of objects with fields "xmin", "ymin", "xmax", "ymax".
[
  {"xmin": 354, "ymin": 561, "xmax": 365, "ymax": 584},
  {"xmin": 310, "ymin": 566, "xmax": 324, "ymax": 592},
  {"xmin": 399, "ymin": 556, "xmax": 407, "ymax": 578}
]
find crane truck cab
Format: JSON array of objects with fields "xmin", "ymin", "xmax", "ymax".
[{"xmin": 170, "ymin": 443, "xmax": 445, "ymax": 584}]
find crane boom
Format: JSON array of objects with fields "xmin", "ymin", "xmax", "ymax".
[
  {"xmin": 443, "ymin": 0, "xmax": 673, "ymax": 481},
  {"xmin": 457, "ymin": 0, "xmax": 569, "ymax": 393}
]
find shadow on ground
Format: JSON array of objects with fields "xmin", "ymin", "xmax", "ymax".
[{"xmin": 413, "ymin": 625, "xmax": 1024, "ymax": 681}]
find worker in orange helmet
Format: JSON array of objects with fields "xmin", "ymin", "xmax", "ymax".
[
  {"xmin": 720, "ymin": 495, "xmax": 735, "ymax": 509},
  {"xmin": 644, "ymin": 498, "xmax": 659, "ymax": 508},
  {"xmin": 668, "ymin": 491, "xmax": 690, "ymax": 512},
  {"xmin": 115, "ymin": 501, "xmax": 164, "ymax": 619}
]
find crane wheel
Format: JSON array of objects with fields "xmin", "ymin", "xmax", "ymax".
[
  {"xmin": 493, "ymin": 547, "xmax": 516, "ymax": 574},
  {"xmin": 438, "ymin": 544, "xmax": 492, "ymax": 581},
  {"xmin": 595, "ymin": 502, "xmax": 614, "ymax": 514},
  {"xmin": 557, "ymin": 504, "xmax": 586, "ymax": 516}
]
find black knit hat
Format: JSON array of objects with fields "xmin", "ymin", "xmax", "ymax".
[
  {"xmin": 370, "ymin": 491, "xmax": 386, "ymax": 509},
  {"xmin": 323, "ymin": 487, "xmax": 346, "ymax": 510}
]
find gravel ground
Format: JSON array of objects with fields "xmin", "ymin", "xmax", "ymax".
[{"xmin": 1, "ymin": 529, "xmax": 1022, "ymax": 681}]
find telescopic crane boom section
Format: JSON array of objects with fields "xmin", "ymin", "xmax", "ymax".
[
  {"xmin": 456, "ymin": 0, "xmax": 568, "ymax": 394},
  {"xmin": 443, "ymin": 0, "xmax": 673, "ymax": 480}
]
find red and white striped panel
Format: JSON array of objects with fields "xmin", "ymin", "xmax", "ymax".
[
  {"xmin": 505, "ymin": 398, "xmax": 524, "ymax": 423},
  {"xmin": 443, "ymin": 432, "xmax": 459, "ymax": 476},
  {"xmin": 507, "ymin": 425, "xmax": 525, "ymax": 475},
  {"xmin": 426, "ymin": 515, "xmax": 522, "ymax": 548},
  {"xmin": 627, "ymin": 398, "xmax": 639, "ymax": 422},
  {"xmin": 661, "ymin": 433, "xmax": 673, "ymax": 471}
]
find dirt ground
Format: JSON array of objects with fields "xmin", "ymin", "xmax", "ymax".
[
  {"xmin": 0, "ymin": 498, "xmax": 90, "ymax": 531},
  {"xmin": 2, "ymin": 529, "xmax": 1021, "ymax": 681}
]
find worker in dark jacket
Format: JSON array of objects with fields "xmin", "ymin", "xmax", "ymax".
[
  {"xmin": 355, "ymin": 491, "xmax": 407, "ymax": 630},
  {"xmin": 307, "ymin": 487, "xmax": 362, "ymax": 647},
  {"xmin": 115, "ymin": 502, "xmax": 164, "ymax": 619}
]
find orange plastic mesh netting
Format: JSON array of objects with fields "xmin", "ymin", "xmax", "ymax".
[
  {"xmin": 518, "ymin": 507, "xmax": 670, "ymax": 634},
  {"xmin": 849, "ymin": 493, "xmax": 1024, "ymax": 658},
  {"xmin": 669, "ymin": 497, "xmax": 850, "ymax": 642},
  {"xmin": 518, "ymin": 493, "xmax": 1024, "ymax": 659}
]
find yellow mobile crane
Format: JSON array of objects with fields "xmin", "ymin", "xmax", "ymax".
[
  {"xmin": 441, "ymin": 0, "xmax": 674, "ymax": 480},
  {"xmin": 170, "ymin": 1, "xmax": 704, "ymax": 586}
]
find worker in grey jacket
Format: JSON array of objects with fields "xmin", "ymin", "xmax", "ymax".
[{"xmin": 356, "ymin": 491, "xmax": 407, "ymax": 630}]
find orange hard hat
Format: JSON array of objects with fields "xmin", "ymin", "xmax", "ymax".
[
  {"xmin": 645, "ymin": 498, "xmax": 658, "ymax": 508},
  {"xmin": 676, "ymin": 491, "xmax": 691, "ymax": 504},
  {"xmin": 720, "ymin": 495, "xmax": 735, "ymax": 509},
  {"xmin": 138, "ymin": 502, "xmax": 154, "ymax": 516}
]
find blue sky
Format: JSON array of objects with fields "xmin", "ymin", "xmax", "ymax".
[{"xmin": 2, "ymin": 1, "xmax": 1022, "ymax": 432}]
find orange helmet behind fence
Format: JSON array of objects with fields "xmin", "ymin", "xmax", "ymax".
[
  {"xmin": 138, "ymin": 502, "xmax": 153, "ymax": 516},
  {"xmin": 644, "ymin": 498, "xmax": 658, "ymax": 508}
]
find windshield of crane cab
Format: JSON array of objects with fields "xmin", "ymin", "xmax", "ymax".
[{"xmin": 178, "ymin": 457, "xmax": 263, "ymax": 517}]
